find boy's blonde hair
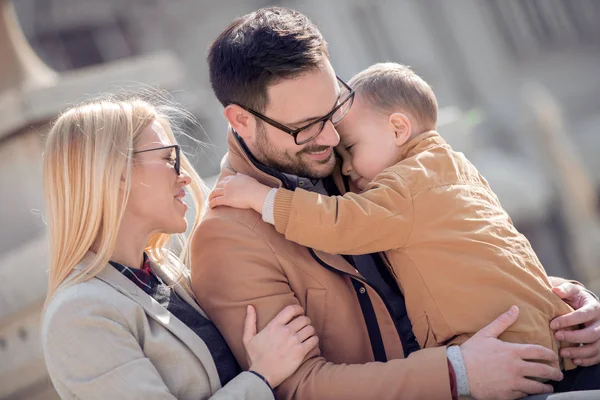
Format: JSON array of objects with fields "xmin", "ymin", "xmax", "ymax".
[
  {"xmin": 43, "ymin": 96, "xmax": 206, "ymax": 302},
  {"xmin": 348, "ymin": 62, "xmax": 438, "ymax": 129}
]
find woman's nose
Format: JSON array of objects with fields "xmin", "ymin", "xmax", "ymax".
[{"xmin": 178, "ymin": 170, "xmax": 192, "ymax": 186}]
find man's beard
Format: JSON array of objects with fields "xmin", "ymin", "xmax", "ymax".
[{"xmin": 253, "ymin": 124, "xmax": 336, "ymax": 179}]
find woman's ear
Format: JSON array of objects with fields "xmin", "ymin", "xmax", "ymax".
[
  {"xmin": 389, "ymin": 113, "xmax": 412, "ymax": 146},
  {"xmin": 120, "ymin": 171, "xmax": 127, "ymax": 190},
  {"xmin": 224, "ymin": 105, "xmax": 254, "ymax": 141}
]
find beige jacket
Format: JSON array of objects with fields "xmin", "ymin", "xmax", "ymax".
[
  {"xmin": 191, "ymin": 131, "xmax": 453, "ymax": 400},
  {"xmin": 42, "ymin": 253, "xmax": 274, "ymax": 400},
  {"xmin": 272, "ymin": 131, "xmax": 576, "ymax": 369}
]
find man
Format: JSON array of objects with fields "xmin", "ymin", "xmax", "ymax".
[{"xmin": 191, "ymin": 7, "xmax": 600, "ymax": 399}]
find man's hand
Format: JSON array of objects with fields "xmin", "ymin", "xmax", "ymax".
[
  {"xmin": 209, "ymin": 173, "xmax": 272, "ymax": 213},
  {"xmin": 461, "ymin": 306, "xmax": 563, "ymax": 400},
  {"xmin": 550, "ymin": 282, "xmax": 600, "ymax": 367}
]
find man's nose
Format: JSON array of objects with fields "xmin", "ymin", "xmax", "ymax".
[{"xmin": 314, "ymin": 120, "xmax": 340, "ymax": 148}]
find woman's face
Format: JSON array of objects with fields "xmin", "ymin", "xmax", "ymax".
[{"xmin": 124, "ymin": 120, "xmax": 191, "ymax": 235}]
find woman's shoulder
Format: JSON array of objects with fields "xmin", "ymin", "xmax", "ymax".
[
  {"xmin": 42, "ymin": 274, "xmax": 128, "ymax": 338},
  {"xmin": 49, "ymin": 271, "xmax": 118, "ymax": 304}
]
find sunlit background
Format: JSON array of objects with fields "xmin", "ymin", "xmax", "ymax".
[{"xmin": 1, "ymin": 0, "xmax": 599, "ymax": 398}]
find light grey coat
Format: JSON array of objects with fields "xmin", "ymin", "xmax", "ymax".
[{"xmin": 42, "ymin": 255, "xmax": 273, "ymax": 400}]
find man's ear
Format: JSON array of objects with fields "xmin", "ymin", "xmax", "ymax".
[
  {"xmin": 224, "ymin": 104, "xmax": 254, "ymax": 141},
  {"xmin": 389, "ymin": 112, "xmax": 412, "ymax": 146}
]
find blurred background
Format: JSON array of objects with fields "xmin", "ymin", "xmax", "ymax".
[{"xmin": 0, "ymin": 0, "xmax": 599, "ymax": 398}]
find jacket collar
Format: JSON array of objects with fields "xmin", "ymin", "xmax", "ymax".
[
  {"xmin": 73, "ymin": 252, "xmax": 222, "ymax": 393},
  {"xmin": 397, "ymin": 130, "xmax": 447, "ymax": 162},
  {"xmin": 224, "ymin": 128, "xmax": 283, "ymax": 188},
  {"xmin": 225, "ymin": 128, "xmax": 332, "ymax": 192}
]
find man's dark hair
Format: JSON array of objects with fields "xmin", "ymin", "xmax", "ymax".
[{"xmin": 207, "ymin": 7, "xmax": 329, "ymax": 112}]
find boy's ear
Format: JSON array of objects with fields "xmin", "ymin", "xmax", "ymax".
[
  {"xmin": 224, "ymin": 104, "xmax": 255, "ymax": 141},
  {"xmin": 389, "ymin": 113, "xmax": 412, "ymax": 146}
]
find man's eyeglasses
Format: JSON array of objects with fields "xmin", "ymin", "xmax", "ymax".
[
  {"xmin": 133, "ymin": 144, "xmax": 181, "ymax": 175},
  {"xmin": 232, "ymin": 76, "xmax": 355, "ymax": 145}
]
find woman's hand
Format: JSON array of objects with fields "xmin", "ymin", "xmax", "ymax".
[
  {"xmin": 242, "ymin": 304, "xmax": 318, "ymax": 388},
  {"xmin": 209, "ymin": 173, "xmax": 272, "ymax": 213},
  {"xmin": 550, "ymin": 282, "xmax": 600, "ymax": 367}
]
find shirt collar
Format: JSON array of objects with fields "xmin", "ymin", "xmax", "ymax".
[{"xmin": 109, "ymin": 253, "xmax": 158, "ymax": 293}]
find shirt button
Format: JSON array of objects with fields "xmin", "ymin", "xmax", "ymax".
[{"xmin": 359, "ymin": 287, "xmax": 366, "ymax": 294}]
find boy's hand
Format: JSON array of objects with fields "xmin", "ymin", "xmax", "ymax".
[{"xmin": 209, "ymin": 173, "xmax": 272, "ymax": 213}]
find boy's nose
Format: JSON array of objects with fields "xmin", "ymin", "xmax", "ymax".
[{"xmin": 342, "ymin": 160, "xmax": 353, "ymax": 176}]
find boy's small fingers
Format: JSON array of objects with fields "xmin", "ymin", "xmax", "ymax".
[
  {"xmin": 208, "ymin": 187, "xmax": 223, "ymax": 200},
  {"xmin": 210, "ymin": 197, "xmax": 224, "ymax": 208}
]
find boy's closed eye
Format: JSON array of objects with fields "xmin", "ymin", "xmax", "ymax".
[{"xmin": 337, "ymin": 144, "xmax": 354, "ymax": 157}]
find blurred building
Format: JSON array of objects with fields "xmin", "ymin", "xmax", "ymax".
[{"xmin": 1, "ymin": 0, "xmax": 600, "ymax": 398}]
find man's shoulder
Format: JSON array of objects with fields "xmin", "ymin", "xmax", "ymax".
[
  {"xmin": 200, "ymin": 205, "xmax": 262, "ymax": 231},
  {"xmin": 193, "ymin": 205, "xmax": 286, "ymax": 251},
  {"xmin": 190, "ymin": 206, "xmax": 290, "ymax": 291}
]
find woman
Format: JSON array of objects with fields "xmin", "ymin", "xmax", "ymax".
[{"xmin": 41, "ymin": 97, "xmax": 318, "ymax": 399}]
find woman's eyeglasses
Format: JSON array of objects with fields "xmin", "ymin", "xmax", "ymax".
[{"xmin": 133, "ymin": 144, "xmax": 181, "ymax": 175}]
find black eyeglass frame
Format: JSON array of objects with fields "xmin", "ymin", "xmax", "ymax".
[
  {"xmin": 133, "ymin": 144, "xmax": 181, "ymax": 175},
  {"xmin": 231, "ymin": 76, "xmax": 355, "ymax": 145}
]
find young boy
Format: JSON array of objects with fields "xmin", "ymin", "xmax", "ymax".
[{"xmin": 209, "ymin": 62, "xmax": 576, "ymax": 369}]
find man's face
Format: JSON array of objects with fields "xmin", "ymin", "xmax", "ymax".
[{"xmin": 247, "ymin": 60, "xmax": 342, "ymax": 179}]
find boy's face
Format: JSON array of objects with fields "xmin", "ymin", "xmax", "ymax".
[{"xmin": 335, "ymin": 96, "xmax": 400, "ymax": 191}]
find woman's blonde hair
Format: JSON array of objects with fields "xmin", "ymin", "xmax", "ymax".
[{"xmin": 43, "ymin": 95, "xmax": 206, "ymax": 301}]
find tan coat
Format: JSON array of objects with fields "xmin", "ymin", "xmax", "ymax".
[
  {"xmin": 190, "ymin": 131, "xmax": 453, "ymax": 400},
  {"xmin": 42, "ymin": 253, "xmax": 274, "ymax": 400},
  {"xmin": 273, "ymin": 130, "xmax": 575, "ymax": 369}
]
